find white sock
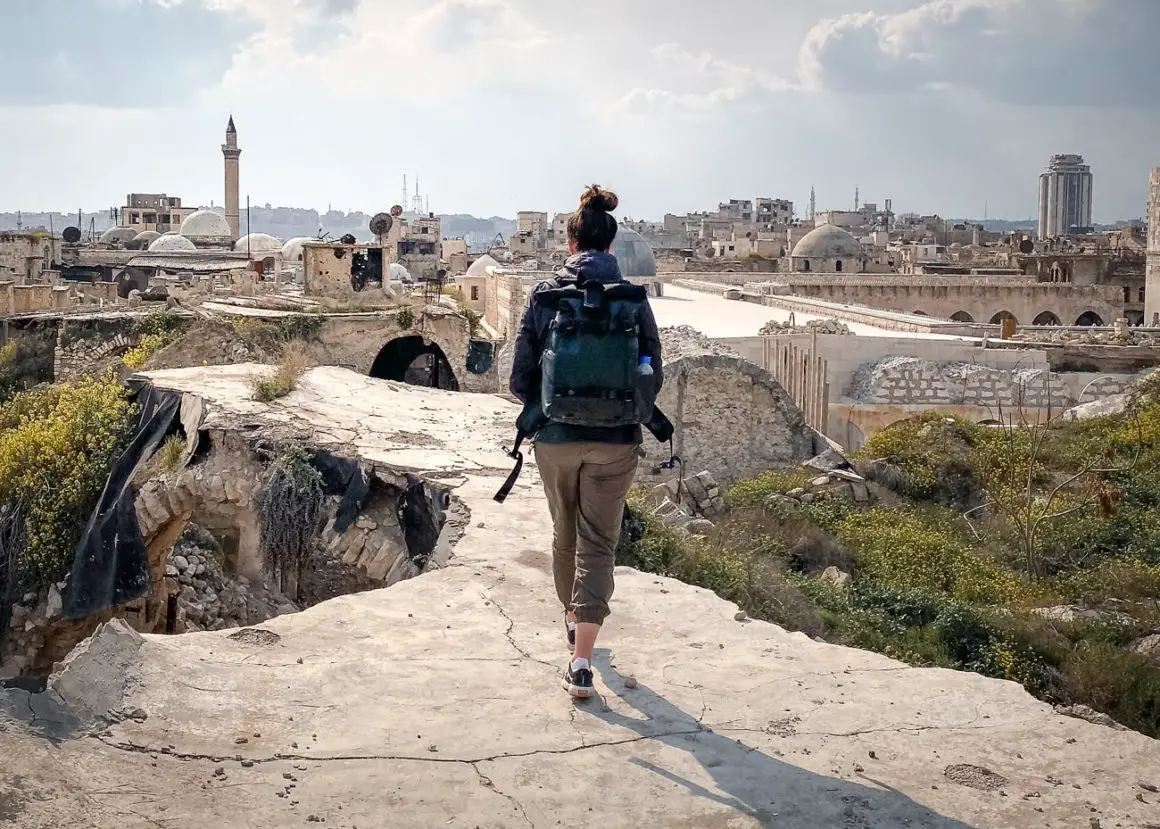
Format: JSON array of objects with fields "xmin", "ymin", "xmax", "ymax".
[
  {"xmin": 565, "ymin": 618, "xmax": 576, "ymax": 631},
  {"xmin": 571, "ymin": 657, "xmax": 590, "ymax": 672}
]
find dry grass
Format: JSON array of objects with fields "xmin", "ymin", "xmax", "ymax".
[
  {"xmin": 251, "ymin": 343, "xmax": 311, "ymax": 402},
  {"xmin": 158, "ymin": 434, "xmax": 187, "ymax": 472}
]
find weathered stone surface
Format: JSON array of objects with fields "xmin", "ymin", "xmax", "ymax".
[
  {"xmin": 3, "ymin": 365, "xmax": 1157, "ymax": 829},
  {"xmin": 642, "ymin": 327, "xmax": 814, "ymax": 487},
  {"xmin": 803, "ymin": 448, "xmax": 851, "ymax": 473},
  {"xmin": 821, "ymin": 566, "xmax": 852, "ymax": 588}
]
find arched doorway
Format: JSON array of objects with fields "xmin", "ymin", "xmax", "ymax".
[
  {"xmin": 950, "ymin": 311, "xmax": 974, "ymax": 323},
  {"xmin": 1033, "ymin": 311, "xmax": 1062, "ymax": 326},
  {"xmin": 989, "ymin": 311, "xmax": 1018, "ymax": 325},
  {"xmin": 1075, "ymin": 312, "xmax": 1105, "ymax": 327},
  {"xmin": 370, "ymin": 336, "xmax": 460, "ymax": 391}
]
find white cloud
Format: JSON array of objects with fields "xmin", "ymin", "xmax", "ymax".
[{"xmin": 798, "ymin": 0, "xmax": 1160, "ymax": 106}]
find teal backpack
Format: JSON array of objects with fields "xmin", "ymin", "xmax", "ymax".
[{"xmin": 537, "ymin": 279, "xmax": 654, "ymax": 428}]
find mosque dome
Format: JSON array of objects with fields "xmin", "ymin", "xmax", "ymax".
[
  {"xmin": 791, "ymin": 224, "xmax": 864, "ymax": 259},
  {"xmin": 127, "ymin": 230, "xmax": 162, "ymax": 250},
  {"xmin": 611, "ymin": 226, "xmax": 657, "ymax": 278},
  {"xmin": 179, "ymin": 210, "xmax": 232, "ymax": 244},
  {"xmin": 466, "ymin": 254, "xmax": 499, "ymax": 277},
  {"xmin": 388, "ymin": 263, "xmax": 412, "ymax": 283},
  {"xmin": 235, "ymin": 233, "xmax": 282, "ymax": 255},
  {"xmin": 147, "ymin": 235, "xmax": 198, "ymax": 253},
  {"xmin": 100, "ymin": 227, "xmax": 139, "ymax": 246},
  {"xmin": 281, "ymin": 237, "xmax": 314, "ymax": 262}
]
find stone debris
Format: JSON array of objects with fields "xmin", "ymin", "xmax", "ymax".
[
  {"xmin": 760, "ymin": 318, "xmax": 852, "ymax": 336},
  {"xmin": 770, "ymin": 467, "xmax": 874, "ymax": 508},
  {"xmin": 168, "ymin": 525, "xmax": 293, "ymax": 634},
  {"xmin": 1054, "ymin": 704, "xmax": 1129, "ymax": 731},
  {"xmin": 820, "ymin": 567, "xmax": 852, "ymax": 588},
  {"xmin": 943, "ymin": 764, "xmax": 1008, "ymax": 792}
]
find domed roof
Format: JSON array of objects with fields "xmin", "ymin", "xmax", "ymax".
[
  {"xmin": 147, "ymin": 235, "xmax": 198, "ymax": 253},
  {"xmin": 611, "ymin": 226, "xmax": 657, "ymax": 278},
  {"xmin": 127, "ymin": 230, "xmax": 162, "ymax": 250},
  {"xmin": 466, "ymin": 254, "xmax": 499, "ymax": 277},
  {"xmin": 281, "ymin": 237, "xmax": 314, "ymax": 262},
  {"xmin": 235, "ymin": 233, "xmax": 282, "ymax": 256},
  {"xmin": 792, "ymin": 224, "xmax": 864, "ymax": 259},
  {"xmin": 179, "ymin": 210, "xmax": 232, "ymax": 242},
  {"xmin": 100, "ymin": 227, "xmax": 139, "ymax": 246},
  {"xmin": 388, "ymin": 263, "xmax": 412, "ymax": 282}
]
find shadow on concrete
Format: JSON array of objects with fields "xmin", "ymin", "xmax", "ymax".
[
  {"xmin": 649, "ymin": 295, "xmax": 695, "ymax": 303},
  {"xmin": 588, "ymin": 650, "xmax": 976, "ymax": 828},
  {"xmin": 0, "ymin": 684, "xmax": 85, "ymax": 746}
]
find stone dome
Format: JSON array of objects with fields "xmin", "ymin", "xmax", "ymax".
[
  {"xmin": 235, "ymin": 233, "xmax": 282, "ymax": 255},
  {"xmin": 147, "ymin": 234, "xmax": 198, "ymax": 253},
  {"xmin": 281, "ymin": 237, "xmax": 314, "ymax": 262},
  {"xmin": 792, "ymin": 224, "xmax": 864, "ymax": 259},
  {"xmin": 612, "ymin": 226, "xmax": 657, "ymax": 278},
  {"xmin": 179, "ymin": 210, "xmax": 232, "ymax": 244},
  {"xmin": 100, "ymin": 227, "xmax": 139, "ymax": 246},
  {"xmin": 388, "ymin": 263, "xmax": 412, "ymax": 282},
  {"xmin": 128, "ymin": 230, "xmax": 162, "ymax": 250},
  {"xmin": 466, "ymin": 254, "xmax": 499, "ymax": 277}
]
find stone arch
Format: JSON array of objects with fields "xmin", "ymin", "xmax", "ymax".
[
  {"xmin": 1033, "ymin": 311, "xmax": 1062, "ymax": 326},
  {"xmin": 370, "ymin": 335, "xmax": 460, "ymax": 391},
  {"xmin": 950, "ymin": 311, "xmax": 974, "ymax": 323},
  {"xmin": 1126, "ymin": 310, "xmax": 1145, "ymax": 326},
  {"xmin": 1075, "ymin": 311, "xmax": 1105, "ymax": 327},
  {"xmin": 989, "ymin": 311, "xmax": 1018, "ymax": 325}
]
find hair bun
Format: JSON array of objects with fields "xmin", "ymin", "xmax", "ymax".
[{"xmin": 579, "ymin": 185, "xmax": 618, "ymax": 214}]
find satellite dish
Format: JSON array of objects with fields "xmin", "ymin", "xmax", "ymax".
[
  {"xmin": 62, "ymin": 226, "xmax": 82, "ymax": 244},
  {"xmin": 390, "ymin": 205, "xmax": 404, "ymax": 218},
  {"xmin": 369, "ymin": 213, "xmax": 394, "ymax": 240},
  {"xmin": 1019, "ymin": 238, "xmax": 1035, "ymax": 255},
  {"xmin": 340, "ymin": 234, "xmax": 357, "ymax": 245}
]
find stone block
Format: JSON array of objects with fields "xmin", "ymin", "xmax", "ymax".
[
  {"xmin": 809, "ymin": 476, "xmax": 832, "ymax": 489},
  {"xmin": 851, "ymin": 481, "xmax": 870, "ymax": 503}
]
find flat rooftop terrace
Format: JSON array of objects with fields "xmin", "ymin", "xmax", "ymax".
[{"xmin": 653, "ymin": 285, "xmax": 980, "ymax": 342}]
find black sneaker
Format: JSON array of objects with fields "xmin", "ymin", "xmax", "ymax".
[
  {"xmin": 564, "ymin": 616, "xmax": 576, "ymax": 649},
  {"xmin": 563, "ymin": 662, "xmax": 594, "ymax": 699}
]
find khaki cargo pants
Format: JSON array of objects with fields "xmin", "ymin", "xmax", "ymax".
[{"xmin": 534, "ymin": 442, "xmax": 639, "ymax": 626}]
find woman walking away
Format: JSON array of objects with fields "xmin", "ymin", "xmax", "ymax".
[{"xmin": 509, "ymin": 185, "xmax": 664, "ymax": 699}]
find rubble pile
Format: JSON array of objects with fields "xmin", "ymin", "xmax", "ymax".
[
  {"xmin": 0, "ymin": 583, "xmax": 66, "ymax": 677},
  {"xmin": 760, "ymin": 318, "xmax": 853, "ymax": 336},
  {"xmin": 166, "ymin": 525, "xmax": 295, "ymax": 634},
  {"xmin": 645, "ymin": 470, "xmax": 728, "ymax": 537},
  {"xmin": 769, "ymin": 448, "xmax": 873, "ymax": 507}
]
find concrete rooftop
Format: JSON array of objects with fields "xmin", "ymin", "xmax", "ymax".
[
  {"xmin": 2, "ymin": 366, "xmax": 1159, "ymax": 828},
  {"xmin": 653, "ymin": 285, "xmax": 979, "ymax": 341}
]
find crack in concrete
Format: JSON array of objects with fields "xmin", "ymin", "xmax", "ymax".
[
  {"xmin": 472, "ymin": 762, "xmax": 534, "ymax": 828},
  {"xmin": 94, "ymin": 726, "xmax": 706, "ymax": 769},
  {"xmin": 480, "ymin": 588, "xmax": 558, "ymax": 671}
]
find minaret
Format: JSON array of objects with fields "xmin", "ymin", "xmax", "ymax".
[
  {"xmin": 222, "ymin": 115, "xmax": 242, "ymax": 241},
  {"xmin": 809, "ymin": 186, "xmax": 816, "ymax": 220}
]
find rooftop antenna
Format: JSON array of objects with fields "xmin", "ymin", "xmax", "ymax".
[
  {"xmin": 411, "ymin": 176, "xmax": 425, "ymax": 216},
  {"xmin": 402, "ymin": 176, "xmax": 409, "ymax": 210}
]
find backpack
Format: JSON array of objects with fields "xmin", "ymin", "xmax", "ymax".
[{"xmin": 534, "ymin": 278, "xmax": 654, "ymax": 428}]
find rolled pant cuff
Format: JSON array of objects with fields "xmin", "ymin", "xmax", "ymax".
[{"xmin": 574, "ymin": 609, "xmax": 607, "ymax": 626}]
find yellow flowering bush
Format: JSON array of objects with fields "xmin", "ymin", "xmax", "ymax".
[{"xmin": 0, "ymin": 373, "xmax": 134, "ymax": 584}]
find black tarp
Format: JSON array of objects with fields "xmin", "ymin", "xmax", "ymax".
[
  {"xmin": 466, "ymin": 339, "xmax": 494, "ymax": 375},
  {"xmin": 308, "ymin": 450, "xmax": 370, "ymax": 534},
  {"xmin": 63, "ymin": 382, "xmax": 181, "ymax": 621},
  {"xmin": 398, "ymin": 475, "xmax": 448, "ymax": 568}
]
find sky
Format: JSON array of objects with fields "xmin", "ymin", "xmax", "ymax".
[{"xmin": 1, "ymin": 0, "xmax": 1158, "ymax": 222}]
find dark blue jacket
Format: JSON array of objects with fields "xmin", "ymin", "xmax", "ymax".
[{"xmin": 509, "ymin": 251, "xmax": 664, "ymax": 445}]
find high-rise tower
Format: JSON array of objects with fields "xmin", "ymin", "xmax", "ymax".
[
  {"xmin": 1037, "ymin": 154, "xmax": 1093, "ymax": 239},
  {"xmin": 222, "ymin": 115, "xmax": 242, "ymax": 241},
  {"xmin": 1144, "ymin": 168, "xmax": 1160, "ymax": 326}
]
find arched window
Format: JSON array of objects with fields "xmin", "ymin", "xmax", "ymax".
[{"xmin": 835, "ymin": 260, "xmax": 843, "ymax": 273}]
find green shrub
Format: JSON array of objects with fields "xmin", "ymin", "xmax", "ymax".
[
  {"xmin": 725, "ymin": 469, "xmax": 809, "ymax": 508},
  {"xmin": 123, "ymin": 333, "xmax": 170, "ymax": 369},
  {"xmin": 0, "ymin": 373, "xmax": 134, "ymax": 586},
  {"xmin": 233, "ymin": 314, "xmax": 323, "ymax": 354},
  {"xmin": 1054, "ymin": 557, "xmax": 1160, "ymax": 604},
  {"xmin": 832, "ymin": 509, "xmax": 1029, "ymax": 605},
  {"xmin": 396, "ymin": 308, "xmax": 415, "ymax": 330}
]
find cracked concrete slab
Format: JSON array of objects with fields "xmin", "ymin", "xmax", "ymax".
[{"xmin": 3, "ymin": 366, "xmax": 1160, "ymax": 828}]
